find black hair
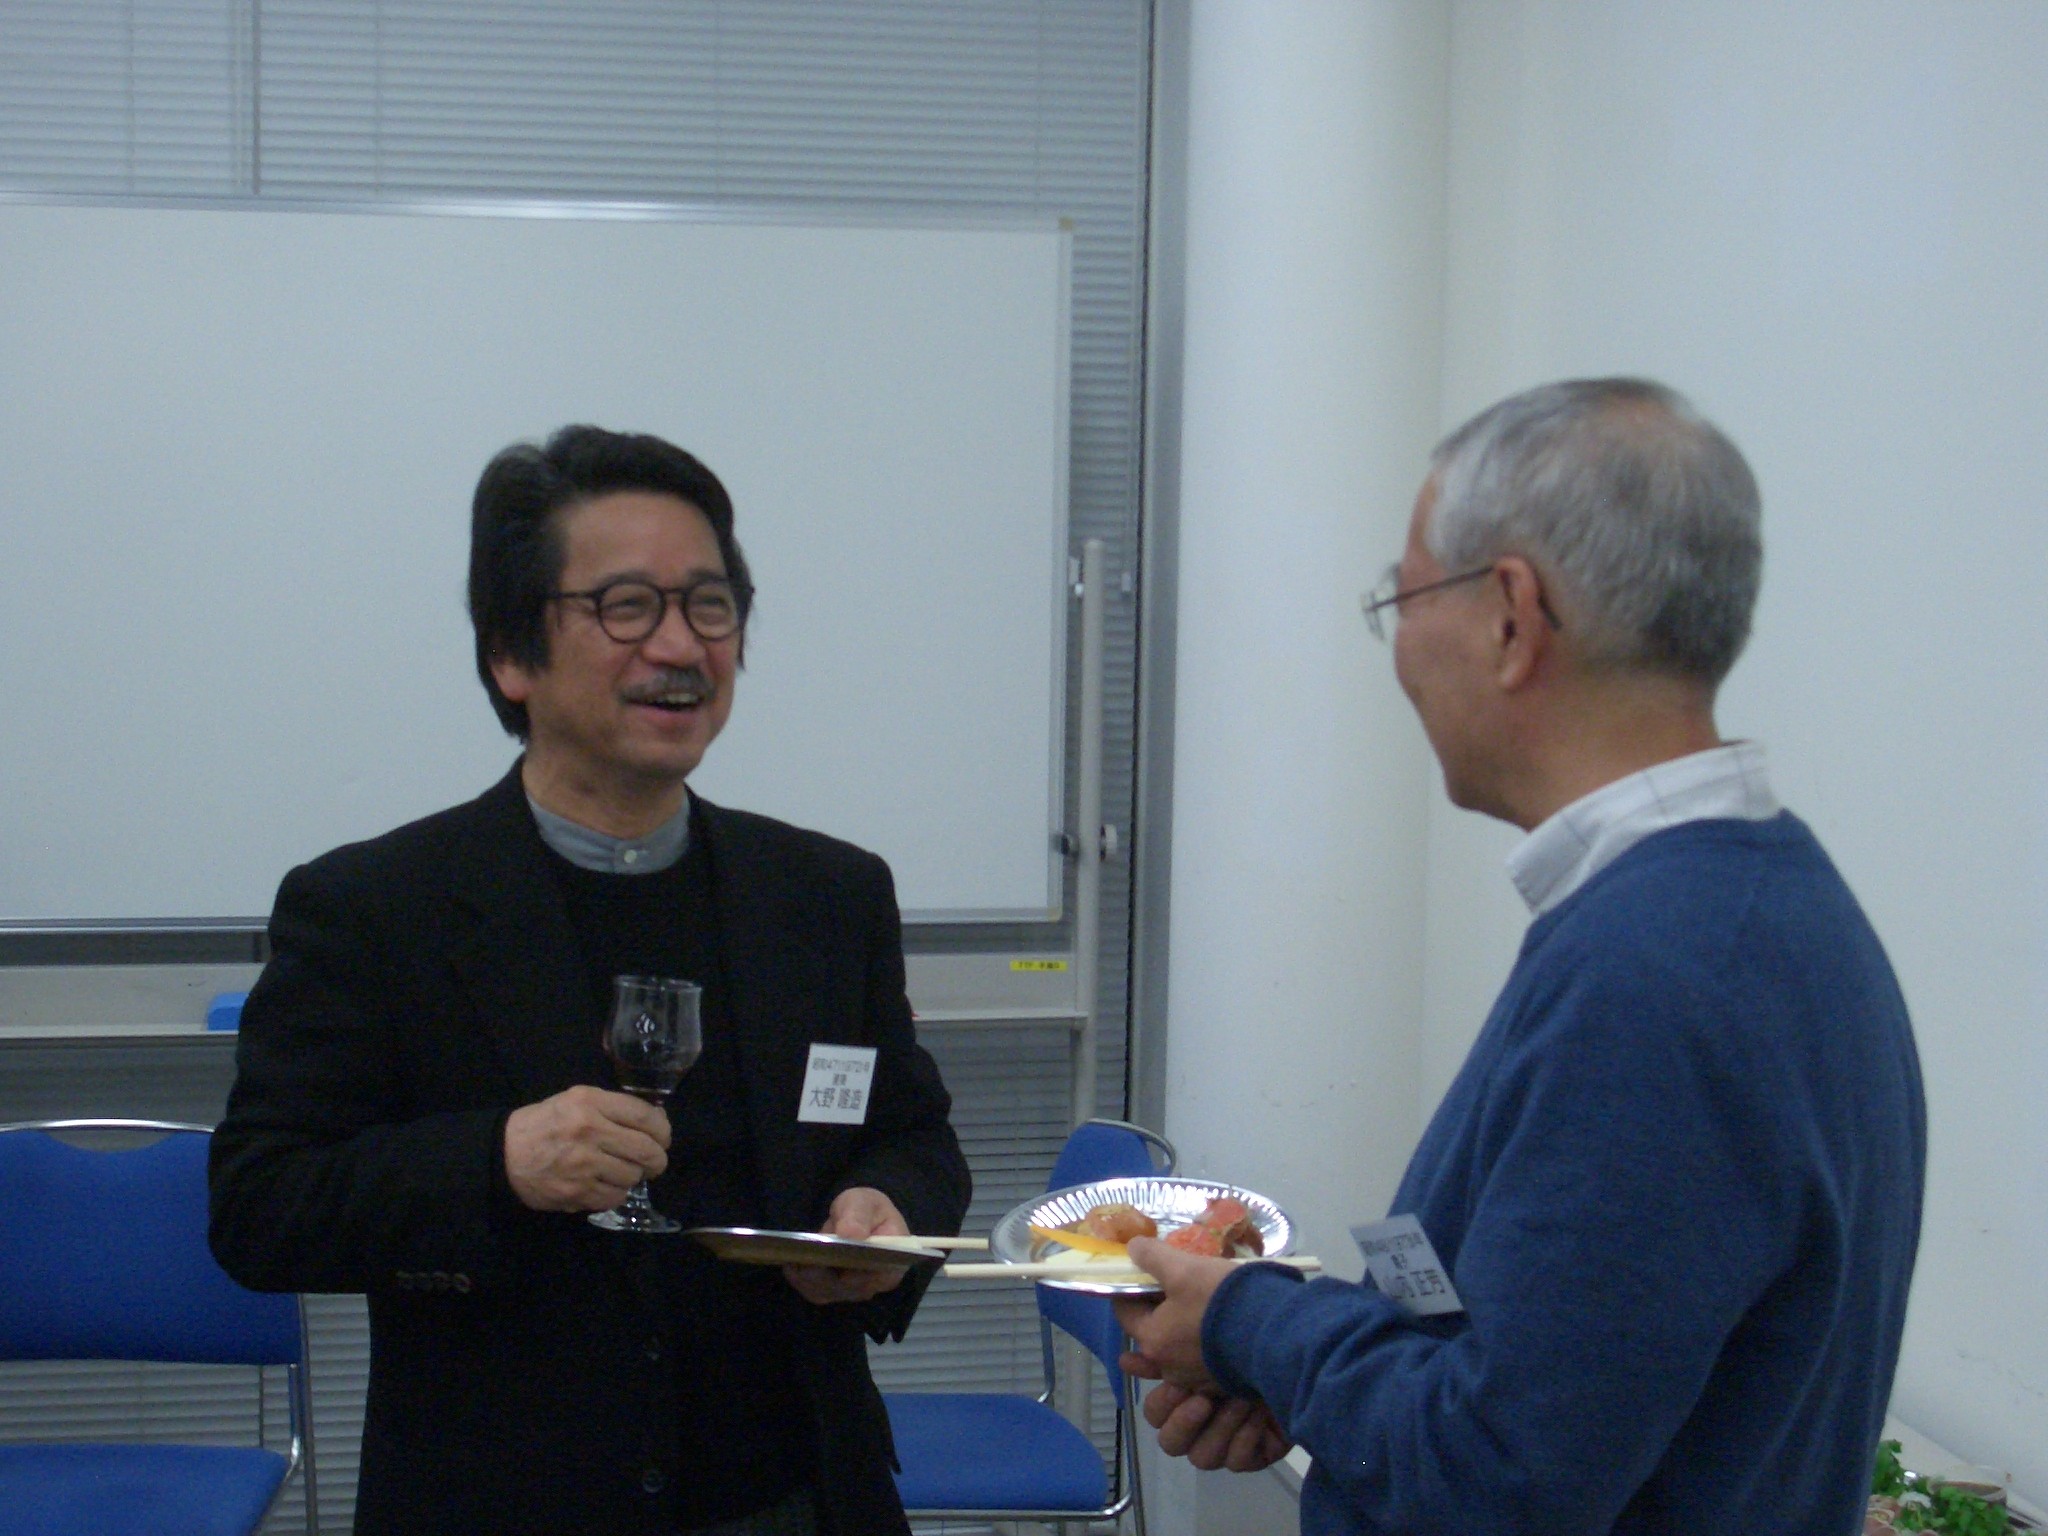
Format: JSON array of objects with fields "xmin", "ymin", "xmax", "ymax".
[{"xmin": 467, "ymin": 424, "xmax": 751, "ymax": 739}]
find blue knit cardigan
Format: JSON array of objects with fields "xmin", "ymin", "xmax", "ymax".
[{"xmin": 1204, "ymin": 813, "xmax": 1925, "ymax": 1536}]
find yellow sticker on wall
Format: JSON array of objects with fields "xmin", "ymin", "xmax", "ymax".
[{"xmin": 1010, "ymin": 959, "xmax": 1069, "ymax": 972}]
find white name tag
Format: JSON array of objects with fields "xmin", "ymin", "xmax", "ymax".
[
  {"xmin": 1349, "ymin": 1213, "xmax": 1464, "ymax": 1317},
  {"xmin": 797, "ymin": 1044, "xmax": 877, "ymax": 1125}
]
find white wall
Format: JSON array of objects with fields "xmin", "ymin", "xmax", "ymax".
[
  {"xmin": 1164, "ymin": 0, "xmax": 2048, "ymax": 1515},
  {"xmin": 1429, "ymin": 0, "xmax": 2048, "ymax": 1500},
  {"xmin": 1158, "ymin": 2, "xmax": 1450, "ymax": 1524},
  {"xmin": 1165, "ymin": 0, "xmax": 1450, "ymax": 1289}
]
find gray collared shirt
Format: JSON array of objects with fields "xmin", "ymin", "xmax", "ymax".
[{"xmin": 526, "ymin": 793, "xmax": 691, "ymax": 875}]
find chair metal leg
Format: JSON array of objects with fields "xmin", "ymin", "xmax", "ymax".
[
  {"xmin": 1122, "ymin": 1377, "xmax": 1147, "ymax": 1536},
  {"xmin": 302, "ymin": 1403, "xmax": 322, "ymax": 1536},
  {"xmin": 292, "ymin": 1306, "xmax": 321, "ymax": 1536}
]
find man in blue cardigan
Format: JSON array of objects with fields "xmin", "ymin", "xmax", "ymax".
[{"xmin": 1116, "ymin": 378, "xmax": 1925, "ymax": 1535}]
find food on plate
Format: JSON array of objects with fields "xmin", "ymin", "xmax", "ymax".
[
  {"xmin": 1193, "ymin": 1195, "xmax": 1265, "ymax": 1256},
  {"xmin": 1029, "ymin": 1194, "xmax": 1266, "ymax": 1265},
  {"xmin": 1082, "ymin": 1201, "xmax": 1158, "ymax": 1243},
  {"xmin": 1028, "ymin": 1222, "xmax": 1129, "ymax": 1258},
  {"xmin": 1162, "ymin": 1220, "xmax": 1225, "ymax": 1256}
]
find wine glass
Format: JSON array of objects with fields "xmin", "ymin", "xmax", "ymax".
[{"xmin": 588, "ymin": 974, "xmax": 702, "ymax": 1234}]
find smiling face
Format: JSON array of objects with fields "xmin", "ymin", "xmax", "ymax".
[{"xmin": 489, "ymin": 490, "xmax": 738, "ymax": 835}]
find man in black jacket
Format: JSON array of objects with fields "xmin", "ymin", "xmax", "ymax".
[{"xmin": 209, "ymin": 426, "xmax": 971, "ymax": 1536}]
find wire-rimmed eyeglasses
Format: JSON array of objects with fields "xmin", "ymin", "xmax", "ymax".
[
  {"xmin": 548, "ymin": 576, "xmax": 753, "ymax": 645},
  {"xmin": 1358, "ymin": 562, "xmax": 1564, "ymax": 642},
  {"xmin": 1358, "ymin": 564, "xmax": 1493, "ymax": 642}
]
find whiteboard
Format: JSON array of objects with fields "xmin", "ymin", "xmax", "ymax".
[{"xmin": 0, "ymin": 198, "xmax": 1071, "ymax": 923}]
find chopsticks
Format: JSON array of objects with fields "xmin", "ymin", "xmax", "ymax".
[
  {"xmin": 863, "ymin": 1235, "xmax": 990, "ymax": 1251},
  {"xmin": 940, "ymin": 1255, "xmax": 1324, "ymax": 1281},
  {"xmin": 859, "ymin": 1235, "xmax": 1328, "ymax": 1281}
]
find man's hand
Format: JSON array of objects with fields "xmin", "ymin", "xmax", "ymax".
[
  {"xmin": 1110, "ymin": 1234, "xmax": 1236, "ymax": 1391},
  {"xmin": 783, "ymin": 1186, "xmax": 912, "ymax": 1306},
  {"xmin": 504, "ymin": 1084, "xmax": 670, "ymax": 1213},
  {"xmin": 1110, "ymin": 1234, "xmax": 1294, "ymax": 1470},
  {"xmin": 1126, "ymin": 1379, "xmax": 1294, "ymax": 1473}
]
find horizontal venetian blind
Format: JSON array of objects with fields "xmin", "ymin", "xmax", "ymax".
[{"xmin": 0, "ymin": 0, "xmax": 253, "ymax": 191}]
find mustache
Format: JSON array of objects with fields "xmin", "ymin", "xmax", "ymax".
[{"xmin": 620, "ymin": 667, "xmax": 713, "ymax": 703}]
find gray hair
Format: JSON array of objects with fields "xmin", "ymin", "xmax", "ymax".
[{"xmin": 1427, "ymin": 377, "xmax": 1762, "ymax": 685}]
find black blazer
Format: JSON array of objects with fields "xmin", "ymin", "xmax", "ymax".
[{"xmin": 208, "ymin": 767, "xmax": 971, "ymax": 1536}]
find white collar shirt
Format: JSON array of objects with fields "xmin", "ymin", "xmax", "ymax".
[{"xmin": 1506, "ymin": 741, "xmax": 1780, "ymax": 918}]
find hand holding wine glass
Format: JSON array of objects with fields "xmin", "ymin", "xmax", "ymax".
[{"xmin": 589, "ymin": 974, "xmax": 702, "ymax": 1234}]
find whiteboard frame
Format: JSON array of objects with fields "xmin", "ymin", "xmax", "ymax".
[{"xmin": 0, "ymin": 192, "xmax": 1074, "ymax": 927}]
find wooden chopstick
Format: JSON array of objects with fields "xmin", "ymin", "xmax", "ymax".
[
  {"xmin": 862, "ymin": 1235, "xmax": 990, "ymax": 1251},
  {"xmin": 941, "ymin": 1255, "xmax": 1323, "ymax": 1280}
]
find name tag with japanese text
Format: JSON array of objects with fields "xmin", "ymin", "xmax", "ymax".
[
  {"xmin": 1350, "ymin": 1213, "xmax": 1464, "ymax": 1317},
  {"xmin": 798, "ymin": 1044, "xmax": 877, "ymax": 1125}
]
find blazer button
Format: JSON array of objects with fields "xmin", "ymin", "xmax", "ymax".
[
  {"xmin": 452, "ymin": 1273, "xmax": 473, "ymax": 1294},
  {"xmin": 640, "ymin": 1467, "xmax": 666, "ymax": 1495},
  {"xmin": 431, "ymin": 1271, "xmax": 451, "ymax": 1291}
]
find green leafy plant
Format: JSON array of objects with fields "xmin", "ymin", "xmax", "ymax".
[
  {"xmin": 1873, "ymin": 1441, "xmax": 2010, "ymax": 1536},
  {"xmin": 1923, "ymin": 1484, "xmax": 2013, "ymax": 1536},
  {"xmin": 1877, "ymin": 1439, "xmax": 1913, "ymax": 1498}
]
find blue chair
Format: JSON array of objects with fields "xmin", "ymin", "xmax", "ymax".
[
  {"xmin": 886, "ymin": 1117, "xmax": 1175, "ymax": 1534},
  {"xmin": 0, "ymin": 1119, "xmax": 319, "ymax": 1536}
]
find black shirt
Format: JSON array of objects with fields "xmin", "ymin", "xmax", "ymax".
[{"xmin": 549, "ymin": 831, "xmax": 812, "ymax": 1528}]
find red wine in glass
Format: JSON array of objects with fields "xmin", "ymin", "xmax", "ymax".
[{"xmin": 589, "ymin": 974, "xmax": 702, "ymax": 1234}]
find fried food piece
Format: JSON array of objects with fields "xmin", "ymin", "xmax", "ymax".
[
  {"xmin": 1198, "ymin": 1196, "xmax": 1264, "ymax": 1255},
  {"xmin": 1082, "ymin": 1201, "xmax": 1158, "ymax": 1243},
  {"xmin": 1162, "ymin": 1221, "xmax": 1226, "ymax": 1256},
  {"xmin": 1200, "ymin": 1195, "xmax": 1250, "ymax": 1228}
]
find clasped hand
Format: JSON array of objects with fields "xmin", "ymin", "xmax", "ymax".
[
  {"xmin": 1113, "ymin": 1235, "xmax": 1295, "ymax": 1474},
  {"xmin": 505, "ymin": 1084, "xmax": 670, "ymax": 1213}
]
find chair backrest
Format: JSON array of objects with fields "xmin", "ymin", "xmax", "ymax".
[
  {"xmin": 0, "ymin": 1120, "xmax": 301, "ymax": 1366},
  {"xmin": 1046, "ymin": 1117, "xmax": 1175, "ymax": 1192},
  {"xmin": 1037, "ymin": 1118, "xmax": 1176, "ymax": 1390}
]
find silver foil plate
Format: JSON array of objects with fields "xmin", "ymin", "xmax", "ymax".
[{"xmin": 989, "ymin": 1175, "xmax": 1295, "ymax": 1294}]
